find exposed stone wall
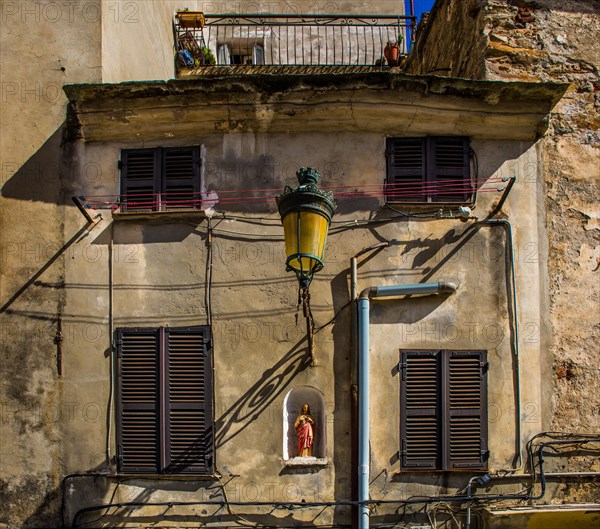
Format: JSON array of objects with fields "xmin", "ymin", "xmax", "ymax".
[
  {"xmin": 405, "ymin": 0, "xmax": 600, "ymax": 499},
  {"xmin": 478, "ymin": 3, "xmax": 600, "ymax": 444},
  {"xmin": 405, "ymin": 0, "xmax": 490, "ymax": 78}
]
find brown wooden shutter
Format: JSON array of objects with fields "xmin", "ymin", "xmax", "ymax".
[
  {"xmin": 120, "ymin": 149, "xmax": 159, "ymax": 212},
  {"xmin": 165, "ymin": 326, "xmax": 213, "ymax": 473},
  {"xmin": 444, "ymin": 350, "xmax": 488, "ymax": 469},
  {"xmin": 117, "ymin": 328, "xmax": 160, "ymax": 473},
  {"xmin": 386, "ymin": 138, "xmax": 426, "ymax": 202},
  {"xmin": 117, "ymin": 326, "xmax": 213, "ymax": 475},
  {"xmin": 162, "ymin": 147, "xmax": 201, "ymax": 210},
  {"xmin": 428, "ymin": 137, "xmax": 471, "ymax": 203},
  {"xmin": 400, "ymin": 350, "xmax": 441, "ymax": 469}
]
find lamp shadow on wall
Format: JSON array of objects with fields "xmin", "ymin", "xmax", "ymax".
[
  {"xmin": 57, "ymin": 338, "xmax": 312, "ymax": 528},
  {"xmin": 214, "ymin": 336, "xmax": 312, "ymax": 449}
]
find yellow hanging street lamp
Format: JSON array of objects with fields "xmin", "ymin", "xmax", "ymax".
[
  {"xmin": 277, "ymin": 167, "xmax": 336, "ymax": 362},
  {"xmin": 277, "ymin": 166, "xmax": 336, "ymax": 287}
]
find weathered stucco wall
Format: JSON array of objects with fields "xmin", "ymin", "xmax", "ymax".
[
  {"xmin": 476, "ymin": 0, "xmax": 600, "ymax": 445},
  {"xmin": 0, "ymin": 2, "xmax": 102, "ymax": 525},
  {"xmin": 1, "ymin": 57, "xmax": 567, "ymax": 525},
  {"xmin": 101, "ymin": 0, "xmax": 202, "ymax": 82},
  {"xmin": 53, "ymin": 108, "xmax": 549, "ymax": 525},
  {"xmin": 403, "ymin": 0, "xmax": 600, "ymax": 507},
  {"xmin": 1, "ymin": 1, "xmax": 594, "ymax": 527}
]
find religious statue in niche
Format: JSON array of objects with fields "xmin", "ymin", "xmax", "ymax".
[{"xmin": 294, "ymin": 403, "xmax": 315, "ymax": 457}]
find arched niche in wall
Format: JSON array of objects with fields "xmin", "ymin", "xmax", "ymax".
[{"xmin": 283, "ymin": 386, "xmax": 327, "ymax": 462}]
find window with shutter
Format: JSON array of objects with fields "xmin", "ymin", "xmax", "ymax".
[
  {"xmin": 120, "ymin": 150, "xmax": 160, "ymax": 212},
  {"xmin": 163, "ymin": 148, "xmax": 201, "ymax": 211},
  {"xmin": 386, "ymin": 136, "xmax": 472, "ymax": 204},
  {"xmin": 400, "ymin": 351, "xmax": 440, "ymax": 469},
  {"xmin": 116, "ymin": 326, "xmax": 213, "ymax": 474},
  {"xmin": 120, "ymin": 146, "xmax": 201, "ymax": 212},
  {"xmin": 400, "ymin": 349, "xmax": 488, "ymax": 471},
  {"xmin": 118, "ymin": 329, "xmax": 160, "ymax": 473}
]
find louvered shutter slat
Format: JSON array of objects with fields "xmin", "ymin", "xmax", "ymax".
[
  {"xmin": 163, "ymin": 148, "xmax": 200, "ymax": 210},
  {"xmin": 446, "ymin": 351, "xmax": 488, "ymax": 469},
  {"xmin": 121, "ymin": 150, "xmax": 159, "ymax": 212},
  {"xmin": 386, "ymin": 138, "xmax": 426, "ymax": 202},
  {"xmin": 165, "ymin": 327, "xmax": 213, "ymax": 473},
  {"xmin": 118, "ymin": 329, "xmax": 160, "ymax": 473},
  {"xmin": 429, "ymin": 137, "xmax": 471, "ymax": 203},
  {"xmin": 386, "ymin": 137, "xmax": 471, "ymax": 203},
  {"xmin": 401, "ymin": 351, "xmax": 440, "ymax": 469}
]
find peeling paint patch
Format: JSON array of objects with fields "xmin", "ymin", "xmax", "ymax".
[{"xmin": 577, "ymin": 244, "xmax": 600, "ymax": 271}]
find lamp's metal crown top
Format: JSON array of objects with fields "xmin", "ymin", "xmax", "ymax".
[
  {"xmin": 276, "ymin": 166, "xmax": 336, "ymax": 219},
  {"xmin": 297, "ymin": 166, "xmax": 320, "ymax": 186}
]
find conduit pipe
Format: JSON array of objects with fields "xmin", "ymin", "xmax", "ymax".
[
  {"xmin": 357, "ymin": 280, "xmax": 458, "ymax": 529},
  {"xmin": 477, "ymin": 219, "xmax": 522, "ymax": 472}
]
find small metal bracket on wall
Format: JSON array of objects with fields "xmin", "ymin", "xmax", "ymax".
[{"xmin": 72, "ymin": 196, "xmax": 103, "ymax": 240}]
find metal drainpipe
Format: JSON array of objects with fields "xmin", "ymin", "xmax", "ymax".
[
  {"xmin": 357, "ymin": 281, "xmax": 458, "ymax": 529},
  {"xmin": 107, "ymin": 222, "xmax": 115, "ymax": 464},
  {"xmin": 350, "ymin": 242, "xmax": 391, "ymax": 529}
]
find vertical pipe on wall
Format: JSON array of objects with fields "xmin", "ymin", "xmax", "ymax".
[
  {"xmin": 357, "ymin": 294, "xmax": 370, "ymax": 529},
  {"xmin": 350, "ymin": 382, "xmax": 359, "ymax": 529},
  {"xmin": 351, "ymin": 257, "xmax": 359, "ymax": 529},
  {"xmin": 106, "ymin": 222, "xmax": 115, "ymax": 463},
  {"xmin": 350, "ymin": 242, "xmax": 389, "ymax": 529},
  {"xmin": 478, "ymin": 218, "xmax": 522, "ymax": 471},
  {"xmin": 357, "ymin": 281, "xmax": 458, "ymax": 529}
]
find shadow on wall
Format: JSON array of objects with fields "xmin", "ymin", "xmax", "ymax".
[
  {"xmin": 1, "ymin": 126, "xmax": 66, "ymax": 205},
  {"xmin": 215, "ymin": 337, "xmax": 312, "ymax": 449},
  {"xmin": 60, "ymin": 339, "xmax": 313, "ymax": 528}
]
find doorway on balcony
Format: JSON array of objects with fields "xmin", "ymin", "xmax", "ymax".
[{"xmin": 218, "ymin": 40, "xmax": 265, "ymax": 65}]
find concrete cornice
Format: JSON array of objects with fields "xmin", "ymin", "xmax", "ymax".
[{"xmin": 64, "ymin": 72, "xmax": 568, "ymax": 142}]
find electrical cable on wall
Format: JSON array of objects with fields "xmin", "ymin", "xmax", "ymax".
[
  {"xmin": 78, "ymin": 177, "xmax": 506, "ymax": 211},
  {"xmin": 65, "ymin": 434, "xmax": 600, "ymax": 527}
]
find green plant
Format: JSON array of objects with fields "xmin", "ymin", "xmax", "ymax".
[{"xmin": 201, "ymin": 47, "xmax": 216, "ymax": 65}]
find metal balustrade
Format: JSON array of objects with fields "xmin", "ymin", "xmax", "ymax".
[{"xmin": 175, "ymin": 13, "xmax": 416, "ymax": 70}]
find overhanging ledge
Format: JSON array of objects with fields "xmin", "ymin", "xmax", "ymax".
[{"xmin": 64, "ymin": 72, "xmax": 568, "ymax": 142}]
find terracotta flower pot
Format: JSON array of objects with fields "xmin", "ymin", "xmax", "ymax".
[{"xmin": 384, "ymin": 41, "xmax": 400, "ymax": 66}]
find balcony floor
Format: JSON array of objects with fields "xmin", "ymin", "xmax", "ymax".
[{"xmin": 177, "ymin": 64, "xmax": 403, "ymax": 77}]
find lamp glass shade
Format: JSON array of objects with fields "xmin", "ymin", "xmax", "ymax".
[{"xmin": 282, "ymin": 210, "xmax": 330, "ymax": 279}]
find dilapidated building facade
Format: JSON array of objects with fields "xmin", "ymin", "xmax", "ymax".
[{"xmin": 1, "ymin": 1, "xmax": 598, "ymax": 528}]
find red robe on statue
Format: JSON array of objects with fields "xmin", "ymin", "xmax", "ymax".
[{"xmin": 296, "ymin": 420, "xmax": 314, "ymax": 455}]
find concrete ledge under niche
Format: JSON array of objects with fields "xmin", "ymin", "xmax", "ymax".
[
  {"xmin": 282, "ymin": 457, "xmax": 329, "ymax": 467},
  {"xmin": 280, "ymin": 457, "xmax": 330, "ymax": 474}
]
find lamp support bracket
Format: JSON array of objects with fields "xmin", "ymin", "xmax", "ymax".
[{"xmin": 298, "ymin": 286, "xmax": 316, "ymax": 366}]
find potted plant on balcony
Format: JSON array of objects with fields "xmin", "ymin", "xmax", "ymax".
[
  {"xmin": 199, "ymin": 47, "xmax": 216, "ymax": 66},
  {"xmin": 384, "ymin": 33, "xmax": 404, "ymax": 66},
  {"xmin": 384, "ymin": 41, "xmax": 400, "ymax": 66}
]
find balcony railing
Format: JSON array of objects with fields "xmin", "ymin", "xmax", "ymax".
[{"xmin": 174, "ymin": 13, "xmax": 416, "ymax": 71}]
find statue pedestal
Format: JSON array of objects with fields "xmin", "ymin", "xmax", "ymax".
[{"xmin": 282, "ymin": 456, "xmax": 329, "ymax": 467}]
